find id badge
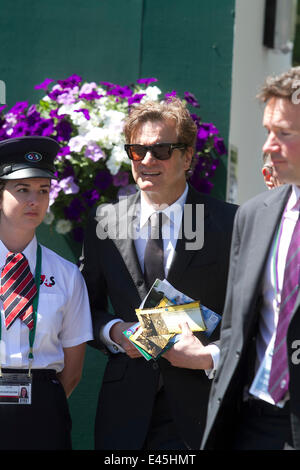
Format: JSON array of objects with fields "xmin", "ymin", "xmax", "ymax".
[
  {"xmin": 0, "ymin": 373, "xmax": 32, "ymax": 405},
  {"xmin": 249, "ymin": 335, "xmax": 284, "ymax": 408}
]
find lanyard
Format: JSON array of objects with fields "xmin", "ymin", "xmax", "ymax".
[{"xmin": 0, "ymin": 244, "xmax": 42, "ymax": 377}]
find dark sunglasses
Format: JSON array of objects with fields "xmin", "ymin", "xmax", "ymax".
[{"xmin": 124, "ymin": 143, "xmax": 187, "ymax": 161}]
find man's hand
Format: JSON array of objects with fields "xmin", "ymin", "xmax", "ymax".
[
  {"xmin": 110, "ymin": 321, "xmax": 142, "ymax": 358},
  {"xmin": 162, "ymin": 322, "xmax": 213, "ymax": 370}
]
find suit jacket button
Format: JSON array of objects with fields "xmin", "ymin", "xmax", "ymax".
[
  {"xmin": 137, "ymin": 280, "xmax": 144, "ymax": 287},
  {"xmin": 152, "ymin": 363, "xmax": 159, "ymax": 370}
]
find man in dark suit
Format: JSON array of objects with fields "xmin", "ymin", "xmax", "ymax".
[
  {"xmin": 81, "ymin": 97, "xmax": 237, "ymax": 450},
  {"xmin": 202, "ymin": 67, "xmax": 300, "ymax": 450}
]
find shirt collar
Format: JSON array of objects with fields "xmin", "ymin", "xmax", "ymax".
[
  {"xmin": 286, "ymin": 184, "xmax": 300, "ymax": 212},
  {"xmin": 0, "ymin": 235, "xmax": 37, "ymax": 273},
  {"xmin": 140, "ymin": 184, "xmax": 188, "ymax": 230}
]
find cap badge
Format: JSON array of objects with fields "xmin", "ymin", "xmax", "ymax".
[{"xmin": 25, "ymin": 152, "xmax": 42, "ymax": 162}]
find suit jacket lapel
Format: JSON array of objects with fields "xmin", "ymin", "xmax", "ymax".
[
  {"xmin": 240, "ymin": 185, "xmax": 292, "ymax": 321},
  {"xmin": 107, "ymin": 192, "xmax": 148, "ymax": 299},
  {"xmin": 167, "ymin": 186, "xmax": 209, "ymax": 286}
]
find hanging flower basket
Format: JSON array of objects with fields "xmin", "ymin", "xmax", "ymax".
[{"xmin": 0, "ymin": 75, "xmax": 227, "ymax": 242}]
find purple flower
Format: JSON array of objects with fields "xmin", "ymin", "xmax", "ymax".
[
  {"xmin": 58, "ymin": 146, "xmax": 70, "ymax": 156},
  {"xmin": 197, "ymin": 126, "xmax": 210, "ymax": 140},
  {"xmin": 59, "ymin": 176, "xmax": 79, "ymax": 194},
  {"xmin": 94, "ymin": 170, "xmax": 113, "ymax": 191},
  {"xmin": 82, "ymin": 189, "xmax": 100, "ymax": 207},
  {"xmin": 79, "ymin": 85, "xmax": 103, "ymax": 101},
  {"xmin": 26, "ymin": 106, "xmax": 41, "ymax": 127},
  {"xmin": 74, "ymin": 108, "xmax": 90, "ymax": 120},
  {"xmin": 196, "ymin": 123, "xmax": 220, "ymax": 152},
  {"xmin": 128, "ymin": 93, "xmax": 146, "ymax": 106},
  {"xmin": 50, "ymin": 108, "xmax": 65, "ymax": 119},
  {"xmin": 113, "ymin": 171, "xmax": 129, "ymax": 187},
  {"xmin": 213, "ymin": 136, "xmax": 227, "ymax": 155},
  {"xmin": 57, "ymin": 88, "xmax": 79, "ymax": 105},
  {"xmin": 79, "ymin": 90, "xmax": 103, "ymax": 100},
  {"xmin": 0, "ymin": 125, "xmax": 8, "ymax": 140},
  {"xmin": 100, "ymin": 81, "xmax": 117, "ymax": 90},
  {"xmin": 184, "ymin": 92, "xmax": 199, "ymax": 108},
  {"xmin": 80, "ymin": 82, "xmax": 97, "ymax": 94},
  {"xmin": 64, "ymin": 198, "xmax": 85, "ymax": 221},
  {"xmin": 48, "ymin": 87, "xmax": 65, "ymax": 101},
  {"xmin": 189, "ymin": 158, "xmax": 214, "ymax": 193},
  {"xmin": 196, "ymin": 128, "xmax": 209, "ymax": 152},
  {"xmin": 57, "ymin": 145, "xmax": 71, "ymax": 157},
  {"xmin": 55, "ymin": 119, "xmax": 73, "ymax": 142},
  {"xmin": 10, "ymin": 121, "xmax": 28, "ymax": 138},
  {"xmin": 202, "ymin": 122, "xmax": 219, "ymax": 135},
  {"xmin": 0, "ymin": 105, "xmax": 7, "ymax": 113},
  {"xmin": 49, "ymin": 180, "xmax": 61, "ymax": 206},
  {"xmin": 211, "ymin": 158, "xmax": 220, "ymax": 170},
  {"xmin": 85, "ymin": 143, "xmax": 105, "ymax": 162},
  {"xmin": 107, "ymin": 85, "xmax": 133, "ymax": 98},
  {"xmin": 58, "ymin": 74, "xmax": 82, "ymax": 89},
  {"xmin": 9, "ymin": 101, "xmax": 28, "ymax": 115},
  {"xmin": 60, "ymin": 164, "xmax": 75, "ymax": 179},
  {"xmin": 165, "ymin": 90, "xmax": 177, "ymax": 100},
  {"xmin": 72, "ymin": 226, "xmax": 84, "ymax": 243},
  {"xmin": 190, "ymin": 113, "xmax": 202, "ymax": 128},
  {"xmin": 136, "ymin": 78, "xmax": 158, "ymax": 87},
  {"xmin": 31, "ymin": 118, "xmax": 54, "ymax": 136},
  {"xmin": 34, "ymin": 78, "xmax": 54, "ymax": 90}
]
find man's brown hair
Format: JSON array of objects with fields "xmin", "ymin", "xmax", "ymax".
[
  {"xmin": 258, "ymin": 66, "xmax": 300, "ymax": 102},
  {"xmin": 124, "ymin": 97, "xmax": 197, "ymax": 148}
]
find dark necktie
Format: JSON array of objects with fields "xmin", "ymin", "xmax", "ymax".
[
  {"xmin": 144, "ymin": 212, "xmax": 165, "ymax": 289},
  {"xmin": 268, "ymin": 207, "xmax": 300, "ymax": 403},
  {"xmin": 0, "ymin": 252, "xmax": 37, "ymax": 330}
]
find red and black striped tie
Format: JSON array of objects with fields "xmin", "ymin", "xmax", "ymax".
[{"xmin": 0, "ymin": 252, "xmax": 37, "ymax": 330}]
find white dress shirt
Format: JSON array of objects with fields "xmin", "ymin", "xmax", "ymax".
[
  {"xmin": 211, "ymin": 185, "xmax": 300, "ymax": 394},
  {"xmin": 256, "ymin": 185, "xmax": 300, "ymax": 371},
  {"xmin": 100, "ymin": 185, "xmax": 189, "ymax": 352},
  {"xmin": 100, "ymin": 185, "xmax": 218, "ymax": 375},
  {"xmin": 0, "ymin": 236, "xmax": 93, "ymax": 372}
]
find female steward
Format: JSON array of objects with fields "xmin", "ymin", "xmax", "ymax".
[{"xmin": 0, "ymin": 136, "xmax": 93, "ymax": 450}]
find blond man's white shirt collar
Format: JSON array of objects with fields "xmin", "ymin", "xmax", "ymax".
[
  {"xmin": 101, "ymin": 184, "xmax": 189, "ymax": 354},
  {"xmin": 139, "ymin": 183, "xmax": 188, "ymax": 232}
]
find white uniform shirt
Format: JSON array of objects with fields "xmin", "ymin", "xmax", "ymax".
[{"xmin": 0, "ymin": 236, "xmax": 93, "ymax": 372}]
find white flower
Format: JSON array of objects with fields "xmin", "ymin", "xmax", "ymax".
[
  {"xmin": 56, "ymin": 219, "xmax": 72, "ymax": 235},
  {"xmin": 141, "ymin": 86, "xmax": 161, "ymax": 102},
  {"xmin": 59, "ymin": 176, "xmax": 80, "ymax": 195},
  {"xmin": 57, "ymin": 100, "xmax": 85, "ymax": 118},
  {"xmin": 68, "ymin": 135, "xmax": 87, "ymax": 153},
  {"xmin": 85, "ymin": 127, "xmax": 113, "ymax": 148},
  {"xmin": 103, "ymin": 109, "xmax": 125, "ymax": 128},
  {"xmin": 106, "ymin": 143, "xmax": 128, "ymax": 175},
  {"xmin": 3, "ymin": 112, "xmax": 17, "ymax": 135},
  {"xmin": 41, "ymin": 95, "xmax": 51, "ymax": 102},
  {"xmin": 79, "ymin": 82, "xmax": 98, "ymax": 95},
  {"xmin": 43, "ymin": 210, "xmax": 55, "ymax": 225},
  {"xmin": 57, "ymin": 86, "xmax": 79, "ymax": 105}
]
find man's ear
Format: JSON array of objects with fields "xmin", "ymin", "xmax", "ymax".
[{"xmin": 184, "ymin": 146, "xmax": 194, "ymax": 171}]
